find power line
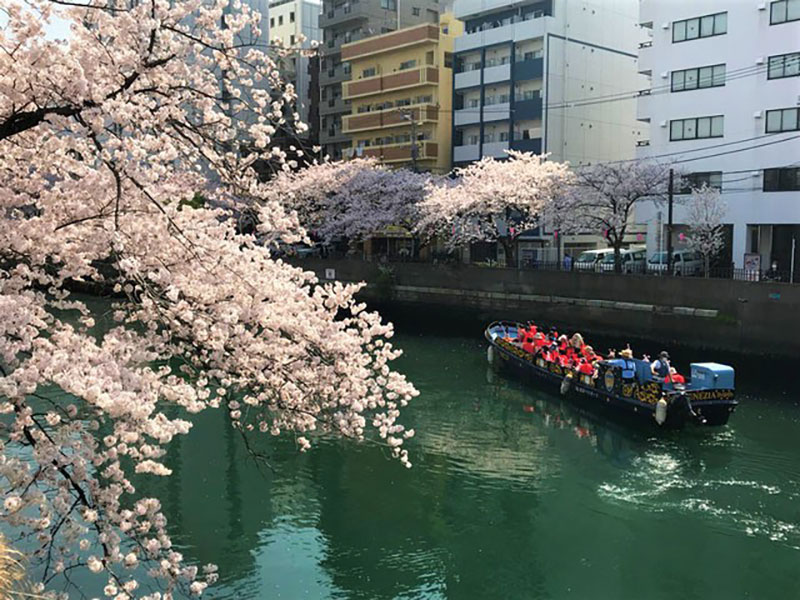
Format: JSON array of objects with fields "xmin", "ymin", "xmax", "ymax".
[{"xmin": 669, "ymin": 135, "xmax": 800, "ymax": 164}]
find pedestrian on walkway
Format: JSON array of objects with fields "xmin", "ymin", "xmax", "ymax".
[{"xmin": 563, "ymin": 252, "xmax": 573, "ymax": 271}]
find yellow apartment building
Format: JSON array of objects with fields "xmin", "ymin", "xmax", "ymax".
[{"xmin": 340, "ymin": 13, "xmax": 462, "ymax": 174}]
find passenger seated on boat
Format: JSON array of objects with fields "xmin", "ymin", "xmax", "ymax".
[
  {"xmin": 583, "ymin": 346, "xmax": 598, "ymax": 363},
  {"xmin": 618, "ymin": 348, "xmax": 637, "ymax": 380},
  {"xmin": 577, "ymin": 358, "xmax": 594, "ymax": 375},
  {"xmin": 570, "ymin": 333, "xmax": 584, "ymax": 353},
  {"xmin": 522, "ymin": 336, "xmax": 535, "ymax": 354},
  {"xmin": 534, "ymin": 332, "xmax": 547, "ymax": 349},
  {"xmin": 651, "ymin": 351, "xmax": 670, "ymax": 378},
  {"xmin": 665, "ymin": 367, "xmax": 686, "ymax": 384}
]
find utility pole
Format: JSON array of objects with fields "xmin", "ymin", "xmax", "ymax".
[
  {"xmin": 666, "ymin": 168, "xmax": 674, "ymax": 276},
  {"xmin": 398, "ymin": 108, "xmax": 418, "ymax": 172}
]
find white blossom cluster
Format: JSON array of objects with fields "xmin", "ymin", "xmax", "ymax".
[{"xmin": 0, "ymin": 0, "xmax": 417, "ymax": 597}]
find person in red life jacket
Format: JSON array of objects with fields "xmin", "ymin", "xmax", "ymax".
[
  {"xmin": 527, "ymin": 322, "xmax": 538, "ymax": 338},
  {"xmin": 557, "ymin": 334, "xmax": 568, "ymax": 353},
  {"xmin": 570, "ymin": 333, "xmax": 584, "ymax": 354},
  {"xmin": 578, "ymin": 358, "xmax": 594, "ymax": 375},
  {"xmin": 522, "ymin": 335, "xmax": 535, "ymax": 354},
  {"xmin": 665, "ymin": 367, "xmax": 686, "ymax": 384},
  {"xmin": 534, "ymin": 332, "xmax": 547, "ymax": 349}
]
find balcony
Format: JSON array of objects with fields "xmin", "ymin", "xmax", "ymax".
[
  {"xmin": 514, "ymin": 97, "xmax": 542, "ymax": 120},
  {"xmin": 319, "ymin": 97, "xmax": 350, "ymax": 116},
  {"xmin": 510, "ymin": 138, "xmax": 542, "ymax": 154},
  {"xmin": 513, "ymin": 57, "xmax": 543, "ymax": 81},
  {"xmin": 361, "ymin": 140, "xmax": 439, "ymax": 163},
  {"xmin": 319, "ymin": 3, "xmax": 370, "ymax": 29},
  {"xmin": 454, "ymin": 106, "xmax": 481, "ymax": 126},
  {"xmin": 455, "ymin": 14, "xmax": 549, "ymax": 53},
  {"xmin": 637, "ymin": 40, "xmax": 653, "ymax": 76},
  {"xmin": 483, "ymin": 63, "xmax": 511, "ymax": 84},
  {"xmin": 454, "ymin": 68, "xmax": 481, "ymax": 89},
  {"xmin": 483, "ymin": 141, "xmax": 510, "ymax": 158},
  {"xmin": 344, "ymin": 66, "xmax": 439, "ymax": 99},
  {"xmin": 483, "ymin": 101, "xmax": 510, "ymax": 122},
  {"xmin": 319, "ymin": 128, "xmax": 350, "ymax": 145},
  {"xmin": 636, "ymin": 90, "xmax": 651, "ymax": 123},
  {"xmin": 343, "ymin": 104, "xmax": 438, "ymax": 134},
  {"xmin": 320, "ymin": 65, "xmax": 351, "ymax": 85},
  {"xmin": 342, "ymin": 24, "xmax": 439, "ymax": 61},
  {"xmin": 453, "ymin": 144, "xmax": 480, "ymax": 163}
]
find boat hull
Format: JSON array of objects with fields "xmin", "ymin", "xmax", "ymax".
[{"xmin": 486, "ymin": 322, "xmax": 737, "ymax": 430}]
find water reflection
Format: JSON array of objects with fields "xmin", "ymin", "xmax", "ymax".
[{"xmin": 112, "ymin": 332, "xmax": 800, "ymax": 599}]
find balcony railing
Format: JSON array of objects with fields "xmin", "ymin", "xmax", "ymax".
[{"xmin": 344, "ymin": 66, "xmax": 439, "ymax": 99}]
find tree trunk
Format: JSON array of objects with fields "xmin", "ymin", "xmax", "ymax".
[
  {"xmin": 501, "ymin": 237, "xmax": 515, "ymax": 268},
  {"xmin": 613, "ymin": 241, "xmax": 623, "ymax": 273},
  {"xmin": 705, "ymin": 254, "xmax": 710, "ymax": 278}
]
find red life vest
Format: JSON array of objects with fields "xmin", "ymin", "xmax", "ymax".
[
  {"xmin": 522, "ymin": 341, "xmax": 535, "ymax": 353},
  {"xmin": 666, "ymin": 373, "xmax": 686, "ymax": 384},
  {"xmin": 579, "ymin": 362, "xmax": 594, "ymax": 375}
]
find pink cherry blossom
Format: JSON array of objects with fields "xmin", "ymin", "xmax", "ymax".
[
  {"xmin": 550, "ymin": 160, "xmax": 672, "ymax": 271},
  {"xmin": 0, "ymin": 0, "xmax": 418, "ymax": 597},
  {"xmin": 416, "ymin": 151, "xmax": 573, "ymax": 265}
]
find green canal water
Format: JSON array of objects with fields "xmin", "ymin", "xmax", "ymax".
[{"xmin": 134, "ymin": 327, "xmax": 800, "ymax": 600}]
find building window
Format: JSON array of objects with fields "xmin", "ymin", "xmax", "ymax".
[
  {"xmin": 290, "ymin": 35, "xmax": 295, "ymax": 45},
  {"xmin": 768, "ymin": 52, "xmax": 800, "ymax": 79},
  {"xmin": 362, "ymin": 67, "xmax": 376, "ymax": 77},
  {"xmin": 671, "ymin": 64, "xmax": 725, "ymax": 92},
  {"xmin": 290, "ymin": 11, "xmax": 295, "ymax": 22},
  {"xmin": 669, "ymin": 115, "xmax": 724, "ymax": 141},
  {"xmin": 270, "ymin": 17, "xmax": 274, "ymax": 27},
  {"xmin": 484, "ymin": 132, "xmax": 495, "ymax": 143},
  {"xmin": 679, "ymin": 172, "xmax": 723, "ymax": 193},
  {"xmin": 412, "ymin": 7, "xmax": 420, "ymax": 16},
  {"xmin": 499, "ymin": 131, "xmax": 509, "ymax": 142},
  {"xmin": 278, "ymin": 15, "xmax": 283, "ymax": 25},
  {"xmin": 672, "ymin": 12, "xmax": 726, "ymax": 43},
  {"xmin": 764, "ymin": 167, "xmax": 800, "ymax": 191},
  {"xmin": 770, "ymin": 0, "xmax": 800, "ymax": 24},
  {"xmin": 766, "ymin": 108, "xmax": 800, "ymax": 133},
  {"xmin": 467, "ymin": 134, "xmax": 479, "ymax": 145},
  {"xmin": 380, "ymin": 0, "xmax": 396, "ymax": 9},
  {"xmin": 399, "ymin": 59, "xmax": 417, "ymax": 70},
  {"xmin": 444, "ymin": 52, "xmax": 453, "ymax": 68}
]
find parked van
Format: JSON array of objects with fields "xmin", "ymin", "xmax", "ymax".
[
  {"xmin": 599, "ymin": 247, "xmax": 647, "ymax": 273},
  {"xmin": 647, "ymin": 250, "xmax": 703, "ymax": 276},
  {"xmin": 574, "ymin": 248, "xmax": 613, "ymax": 271}
]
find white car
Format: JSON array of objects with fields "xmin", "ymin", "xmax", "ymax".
[
  {"xmin": 599, "ymin": 248, "xmax": 647, "ymax": 273},
  {"xmin": 574, "ymin": 249, "xmax": 613, "ymax": 272},
  {"xmin": 647, "ymin": 250, "xmax": 703, "ymax": 276}
]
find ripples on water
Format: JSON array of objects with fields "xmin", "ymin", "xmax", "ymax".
[{"xmin": 12, "ymin": 326, "xmax": 800, "ymax": 599}]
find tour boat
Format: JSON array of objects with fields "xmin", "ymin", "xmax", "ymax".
[{"xmin": 485, "ymin": 321, "xmax": 738, "ymax": 428}]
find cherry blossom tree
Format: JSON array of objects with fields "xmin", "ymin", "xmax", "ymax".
[
  {"xmin": 416, "ymin": 151, "xmax": 573, "ymax": 266},
  {"xmin": 685, "ymin": 185, "xmax": 727, "ymax": 277},
  {"xmin": 0, "ymin": 1, "xmax": 417, "ymax": 598},
  {"xmin": 262, "ymin": 158, "xmax": 434, "ymax": 250},
  {"xmin": 551, "ymin": 160, "xmax": 672, "ymax": 272}
]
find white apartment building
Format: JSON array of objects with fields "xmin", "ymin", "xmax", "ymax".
[
  {"xmin": 635, "ymin": 0, "xmax": 800, "ymax": 274},
  {"xmin": 451, "ymin": 0, "xmax": 643, "ymax": 167},
  {"xmin": 269, "ymin": 0, "xmax": 322, "ymax": 128},
  {"xmin": 450, "ymin": 0, "xmax": 644, "ymax": 262}
]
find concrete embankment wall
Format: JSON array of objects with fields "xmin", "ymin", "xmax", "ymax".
[{"xmin": 297, "ymin": 259, "xmax": 800, "ymax": 358}]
